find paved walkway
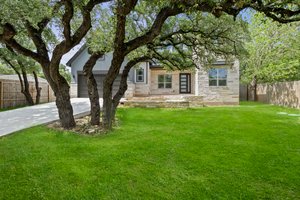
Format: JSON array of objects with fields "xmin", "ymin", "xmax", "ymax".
[{"xmin": 0, "ymin": 98, "xmax": 92, "ymax": 137}]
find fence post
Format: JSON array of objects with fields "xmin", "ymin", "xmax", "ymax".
[
  {"xmin": 48, "ymin": 85, "xmax": 50, "ymax": 102},
  {"xmin": 0, "ymin": 81, "xmax": 3, "ymax": 109}
]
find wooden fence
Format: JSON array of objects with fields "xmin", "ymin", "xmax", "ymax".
[
  {"xmin": 240, "ymin": 81, "xmax": 300, "ymax": 109},
  {"xmin": 0, "ymin": 80, "xmax": 55, "ymax": 109}
]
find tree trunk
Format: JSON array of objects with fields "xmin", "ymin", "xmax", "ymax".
[
  {"xmin": 102, "ymin": 84, "xmax": 113, "ymax": 130},
  {"xmin": 3, "ymin": 58, "xmax": 34, "ymax": 105},
  {"xmin": 111, "ymin": 56, "xmax": 150, "ymax": 121},
  {"xmin": 54, "ymin": 81, "xmax": 76, "ymax": 129},
  {"xmin": 33, "ymin": 71, "xmax": 41, "ymax": 104},
  {"xmin": 83, "ymin": 52, "xmax": 102, "ymax": 126},
  {"xmin": 20, "ymin": 65, "xmax": 34, "ymax": 105},
  {"xmin": 111, "ymin": 74, "xmax": 128, "ymax": 120},
  {"xmin": 102, "ymin": 56, "xmax": 126, "ymax": 130},
  {"xmin": 253, "ymin": 76, "xmax": 258, "ymax": 101}
]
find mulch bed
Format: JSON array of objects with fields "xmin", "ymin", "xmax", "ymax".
[{"xmin": 47, "ymin": 115, "xmax": 116, "ymax": 135}]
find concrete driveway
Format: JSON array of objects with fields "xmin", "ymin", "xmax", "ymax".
[{"xmin": 0, "ymin": 98, "xmax": 93, "ymax": 137}]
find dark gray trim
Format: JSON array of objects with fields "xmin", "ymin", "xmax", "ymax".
[
  {"xmin": 66, "ymin": 44, "xmax": 105, "ymax": 67},
  {"xmin": 135, "ymin": 68, "xmax": 144, "ymax": 82},
  {"xmin": 77, "ymin": 70, "xmax": 123, "ymax": 75}
]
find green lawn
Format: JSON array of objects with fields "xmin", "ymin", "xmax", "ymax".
[
  {"xmin": 0, "ymin": 105, "xmax": 27, "ymax": 112},
  {"xmin": 0, "ymin": 102, "xmax": 299, "ymax": 199}
]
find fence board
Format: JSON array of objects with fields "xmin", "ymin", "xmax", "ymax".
[
  {"xmin": 256, "ymin": 81, "xmax": 300, "ymax": 109},
  {"xmin": 0, "ymin": 79, "xmax": 55, "ymax": 109},
  {"xmin": 0, "ymin": 81, "xmax": 3, "ymax": 109}
]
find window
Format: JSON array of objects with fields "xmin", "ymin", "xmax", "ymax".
[
  {"xmin": 136, "ymin": 68, "xmax": 144, "ymax": 82},
  {"xmin": 209, "ymin": 68, "xmax": 227, "ymax": 86},
  {"xmin": 158, "ymin": 74, "xmax": 172, "ymax": 88}
]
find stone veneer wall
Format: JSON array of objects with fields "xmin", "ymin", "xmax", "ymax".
[
  {"xmin": 125, "ymin": 81, "xmax": 136, "ymax": 98},
  {"xmin": 195, "ymin": 60, "xmax": 240, "ymax": 105},
  {"xmin": 150, "ymin": 69, "xmax": 195, "ymax": 95},
  {"xmin": 70, "ymin": 83, "xmax": 78, "ymax": 98},
  {"xmin": 134, "ymin": 83, "xmax": 150, "ymax": 96}
]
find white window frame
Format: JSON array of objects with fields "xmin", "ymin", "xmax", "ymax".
[{"xmin": 135, "ymin": 68, "xmax": 144, "ymax": 83}]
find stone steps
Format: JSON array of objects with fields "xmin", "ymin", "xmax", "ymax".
[
  {"xmin": 123, "ymin": 95, "xmax": 204, "ymax": 108},
  {"xmin": 123, "ymin": 100, "xmax": 190, "ymax": 108}
]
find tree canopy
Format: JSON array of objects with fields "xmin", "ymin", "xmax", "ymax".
[{"xmin": 241, "ymin": 12, "xmax": 300, "ymax": 84}]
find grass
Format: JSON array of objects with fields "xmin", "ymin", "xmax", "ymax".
[
  {"xmin": 0, "ymin": 102, "xmax": 299, "ymax": 199},
  {"xmin": 0, "ymin": 105, "xmax": 27, "ymax": 112}
]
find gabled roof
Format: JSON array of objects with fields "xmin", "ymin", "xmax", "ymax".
[{"xmin": 66, "ymin": 44, "xmax": 87, "ymax": 67}]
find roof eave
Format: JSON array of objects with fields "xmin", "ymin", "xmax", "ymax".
[{"xmin": 66, "ymin": 44, "xmax": 87, "ymax": 67}]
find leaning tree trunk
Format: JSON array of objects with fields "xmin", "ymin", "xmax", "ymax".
[
  {"xmin": 3, "ymin": 58, "xmax": 34, "ymax": 105},
  {"xmin": 20, "ymin": 68, "xmax": 35, "ymax": 106},
  {"xmin": 54, "ymin": 79, "xmax": 76, "ymax": 129},
  {"xmin": 83, "ymin": 52, "xmax": 103, "ymax": 126},
  {"xmin": 33, "ymin": 71, "xmax": 41, "ymax": 104},
  {"xmin": 103, "ymin": 54, "xmax": 126, "ymax": 130},
  {"xmin": 111, "ymin": 72, "xmax": 128, "ymax": 122},
  {"xmin": 111, "ymin": 56, "xmax": 149, "ymax": 121}
]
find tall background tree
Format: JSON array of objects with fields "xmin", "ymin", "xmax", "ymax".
[{"xmin": 241, "ymin": 12, "xmax": 300, "ymax": 100}]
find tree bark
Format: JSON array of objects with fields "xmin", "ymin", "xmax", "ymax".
[
  {"xmin": 102, "ymin": 81, "xmax": 114, "ymax": 130},
  {"xmin": 102, "ymin": 4, "xmax": 128, "ymax": 130},
  {"xmin": 254, "ymin": 83, "xmax": 258, "ymax": 102},
  {"xmin": 54, "ymin": 79, "xmax": 76, "ymax": 129},
  {"xmin": 111, "ymin": 56, "xmax": 150, "ymax": 121},
  {"xmin": 33, "ymin": 71, "xmax": 41, "ymax": 104},
  {"xmin": 252, "ymin": 76, "xmax": 258, "ymax": 101},
  {"xmin": 20, "ymin": 67, "xmax": 34, "ymax": 105},
  {"xmin": 83, "ymin": 52, "xmax": 103, "ymax": 126},
  {"xmin": 2, "ymin": 58, "xmax": 35, "ymax": 105}
]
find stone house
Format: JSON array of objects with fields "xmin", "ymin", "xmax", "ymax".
[{"xmin": 67, "ymin": 45, "xmax": 239, "ymax": 105}]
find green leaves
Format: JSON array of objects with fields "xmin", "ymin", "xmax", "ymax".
[{"xmin": 241, "ymin": 12, "xmax": 300, "ymax": 84}]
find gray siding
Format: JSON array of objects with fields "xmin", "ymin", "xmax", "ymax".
[
  {"xmin": 69, "ymin": 48, "xmax": 135, "ymax": 83},
  {"xmin": 77, "ymin": 73, "xmax": 122, "ymax": 98}
]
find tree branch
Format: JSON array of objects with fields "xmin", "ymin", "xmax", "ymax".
[
  {"xmin": 61, "ymin": 0, "xmax": 74, "ymax": 45},
  {"xmin": 24, "ymin": 20, "xmax": 49, "ymax": 61},
  {"xmin": 112, "ymin": 55, "xmax": 150, "ymax": 106},
  {"xmin": 125, "ymin": 6, "xmax": 183, "ymax": 54},
  {"xmin": 2, "ymin": 57, "xmax": 24, "ymax": 91}
]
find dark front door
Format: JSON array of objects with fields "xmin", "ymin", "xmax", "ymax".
[{"xmin": 179, "ymin": 73, "xmax": 191, "ymax": 93}]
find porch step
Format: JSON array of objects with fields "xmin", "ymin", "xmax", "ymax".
[
  {"xmin": 123, "ymin": 100, "xmax": 190, "ymax": 108},
  {"xmin": 123, "ymin": 95, "xmax": 204, "ymax": 108}
]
